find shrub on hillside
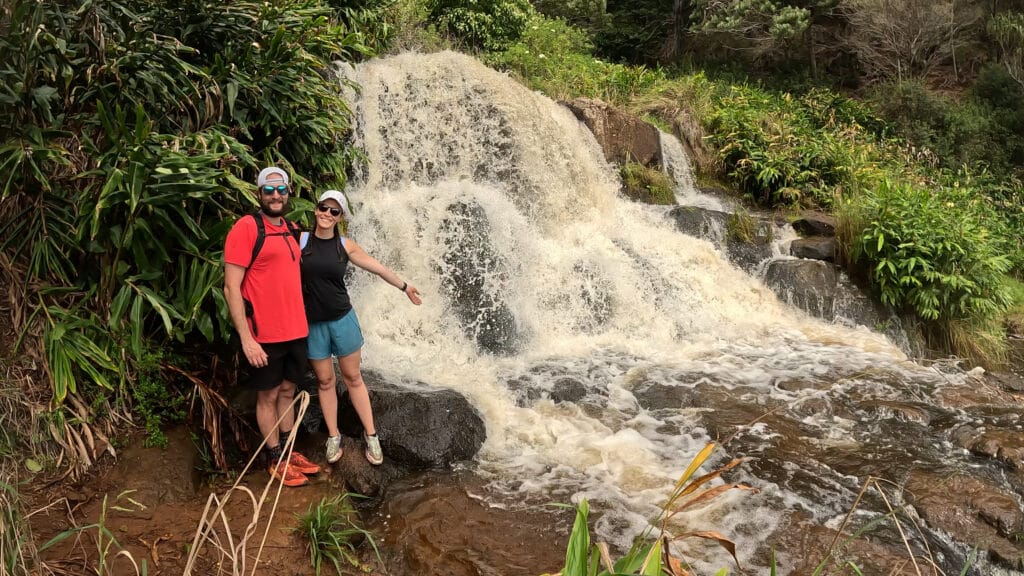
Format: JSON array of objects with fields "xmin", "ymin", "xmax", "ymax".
[
  {"xmin": 428, "ymin": 0, "xmax": 533, "ymax": 50},
  {"xmin": 851, "ymin": 179, "xmax": 1012, "ymax": 324}
]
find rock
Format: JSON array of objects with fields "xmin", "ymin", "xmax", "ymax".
[
  {"xmin": 671, "ymin": 110, "xmax": 715, "ymax": 176},
  {"xmin": 550, "ymin": 377, "xmax": 587, "ymax": 403},
  {"xmin": 632, "ymin": 381, "xmax": 701, "ymax": 411},
  {"xmin": 905, "ymin": 470, "xmax": 1024, "ymax": 568},
  {"xmin": 438, "ymin": 201, "xmax": 518, "ymax": 355},
  {"xmin": 952, "ymin": 426, "xmax": 1024, "ymax": 472},
  {"xmin": 337, "ymin": 372, "xmax": 486, "ymax": 470},
  {"xmin": 790, "ymin": 237, "xmax": 836, "ymax": 262},
  {"xmin": 764, "ymin": 259, "xmax": 837, "ymax": 319},
  {"xmin": 768, "ymin": 511, "xmax": 948, "ymax": 576},
  {"xmin": 669, "ymin": 206, "xmax": 728, "ymax": 244},
  {"xmin": 565, "ymin": 98, "xmax": 662, "ymax": 167},
  {"xmin": 792, "ymin": 212, "xmax": 837, "ymax": 236},
  {"xmin": 858, "ymin": 400, "xmax": 931, "ymax": 425}
]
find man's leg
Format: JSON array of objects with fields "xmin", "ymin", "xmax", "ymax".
[
  {"xmin": 256, "ymin": 386, "xmax": 282, "ymax": 455},
  {"xmin": 276, "ymin": 379, "xmax": 297, "ymax": 437}
]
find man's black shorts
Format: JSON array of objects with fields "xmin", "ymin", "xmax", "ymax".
[{"xmin": 242, "ymin": 338, "xmax": 307, "ymax": 391}]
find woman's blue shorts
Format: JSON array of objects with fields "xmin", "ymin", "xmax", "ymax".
[{"xmin": 307, "ymin": 309, "xmax": 364, "ymax": 360}]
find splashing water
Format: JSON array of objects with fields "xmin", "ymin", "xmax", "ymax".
[{"xmin": 337, "ymin": 52, "xmax": 1019, "ymax": 575}]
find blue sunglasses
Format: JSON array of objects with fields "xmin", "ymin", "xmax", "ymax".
[{"xmin": 261, "ymin": 184, "xmax": 289, "ymax": 196}]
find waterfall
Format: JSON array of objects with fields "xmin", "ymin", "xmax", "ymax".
[{"xmin": 335, "ymin": 52, "xmax": 1012, "ymax": 575}]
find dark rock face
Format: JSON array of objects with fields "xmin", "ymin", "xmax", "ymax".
[
  {"xmin": 952, "ymin": 426, "xmax": 1024, "ymax": 473},
  {"xmin": 337, "ymin": 372, "xmax": 486, "ymax": 470},
  {"xmin": 438, "ymin": 201, "xmax": 518, "ymax": 355},
  {"xmin": 669, "ymin": 205, "xmax": 728, "ymax": 242},
  {"xmin": 764, "ymin": 259, "xmax": 838, "ymax": 319},
  {"xmin": 792, "ymin": 211, "xmax": 837, "ymax": 236},
  {"xmin": 790, "ymin": 237, "xmax": 836, "ymax": 262},
  {"xmin": 565, "ymin": 97, "xmax": 662, "ymax": 167}
]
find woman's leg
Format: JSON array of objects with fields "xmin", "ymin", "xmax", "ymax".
[
  {"xmin": 310, "ymin": 357, "xmax": 339, "ymax": 437},
  {"xmin": 338, "ymin": 350, "xmax": 375, "ymax": 435}
]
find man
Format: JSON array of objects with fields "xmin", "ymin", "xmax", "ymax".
[{"xmin": 223, "ymin": 166, "xmax": 321, "ymax": 487}]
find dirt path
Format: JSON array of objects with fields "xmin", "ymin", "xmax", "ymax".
[{"xmin": 27, "ymin": 427, "xmax": 571, "ymax": 576}]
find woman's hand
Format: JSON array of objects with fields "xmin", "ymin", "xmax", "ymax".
[{"xmin": 404, "ymin": 284, "xmax": 422, "ymax": 305}]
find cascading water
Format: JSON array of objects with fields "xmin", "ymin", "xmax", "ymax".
[{"xmin": 338, "ymin": 52, "xmax": 1023, "ymax": 575}]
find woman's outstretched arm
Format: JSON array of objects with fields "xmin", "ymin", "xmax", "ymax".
[{"xmin": 346, "ymin": 238, "xmax": 422, "ymax": 305}]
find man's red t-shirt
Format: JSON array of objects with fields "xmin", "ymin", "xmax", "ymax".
[{"xmin": 224, "ymin": 214, "xmax": 308, "ymax": 344}]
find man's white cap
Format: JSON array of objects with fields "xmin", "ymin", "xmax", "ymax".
[
  {"xmin": 257, "ymin": 166, "xmax": 289, "ymax": 186},
  {"xmin": 318, "ymin": 190, "xmax": 353, "ymax": 220}
]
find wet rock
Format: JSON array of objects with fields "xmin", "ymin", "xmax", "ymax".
[
  {"xmin": 768, "ymin": 511, "xmax": 945, "ymax": 575},
  {"xmin": 792, "ymin": 211, "xmax": 837, "ymax": 236},
  {"xmin": 764, "ymin": 259, "xmax": 837, "ymax": 319},
  {"xmin": 337, "ymin": 372, "xmax": 486, "ymax": 470},
  {"xmin": 859, "ymin": 401, "xmax": 932, "ymax": 426},
  {"xmin": 988, "ymin": 371, "xmax": 1024, "ymax": 393},
  {"xmin": 725, "ymin": 236, "xmax": 773, "ymax": 273},
  {"xmin": 669, "ymin": 205, "xmax": 728, "ymax": 243},
  {"xmin": 438, "ymin": 201, "xmax": 518, "ymax": 355},
  {"xmin": 790, "ymin": 237, "xmax": 836, "ymax": 262},
  {"xmin": 565, "ymin": 97, "xmax": 661, "ymax": 167},
  {"xmin": 631, "ymin": 381, "xmax": 700, "ymax": 411},
  {"xmin": 952, "ymin": 426, "xmax": 1024, "ymax": 472},
  {"xmin": 550, "ymin": 377, "xmax": 587, "ymax": 403},
  {"xmin": 507, "ymin": 375, "xmax": 542, "ymax": 406},
  {"xmin": 905, "ymin": 471, "xmax": 1024, "ymax": 568}
]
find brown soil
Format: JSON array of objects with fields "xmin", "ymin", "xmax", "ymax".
[{"xmin": 25, "ymin": 427, "xmax": 571, "ymax": 576}]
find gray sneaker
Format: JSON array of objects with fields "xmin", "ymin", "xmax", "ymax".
[
  {"xmin": 363, "ymin": 432, "xmax": 383, "ymax": 465},
  {"xmin": 325, "ymin": 435, "xmax": 343, "ymax": 464}
]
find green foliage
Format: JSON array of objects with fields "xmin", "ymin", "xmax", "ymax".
[
  {"xmin": 591, "ymin": 0, "xmax": 674, "ymax": 65},
  {"xmin": 706, "ymin": 84, "xmax": 883, "ymax": 207},
  {"xmin": 851, "ymin": 179, "xmax": 1012, "ymax": 324},
  {"xmin": 870, "ymin": 80, "xmax": 1010, "ymax": 174},
  {"xmin": 428, "ymin": 0, "xmax": 534, "ymax": 50},
  {"xmin": 131, "ymin": 353, "xmax": 187, "ymax": 449},
  {"xmin": 486, "ymin": 14, "xmax": 666, "ymax": 104},
  {"xmin": 0, "ymin": 0, "xmax": 388, "ymax": 472},
  {"xmin": 988, "ymin": 11, "xmax": 1024, "ymax": 89},
  {"xmin": 294, "ymin": 494, "xmax": 378, "ymax": 575},
  {"xmin": 620, "ymin": 162, "xmax": 676, "ymax": 205}
]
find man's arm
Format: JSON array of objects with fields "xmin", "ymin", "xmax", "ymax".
[{"xmin": 224, "ymin": 262, "xmax": 268, "ymax": 367}]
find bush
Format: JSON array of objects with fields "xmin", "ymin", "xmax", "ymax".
[
  {"xmin": 851, "ymin": 179, "xmax": 1012, "ymax": 324},
  {"xmin": 485, "ymin": 14, "xmax": 666, "ymax": 104},
  {"xmin": 427, "ymin": 0, "xmax": 534, "ymax": 50},
  {"xmin": 620, "ymin": 162, "xmax": 676, "ymax": 205}
]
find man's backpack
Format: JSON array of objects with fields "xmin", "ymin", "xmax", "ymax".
[{"xmin": 249, "ymin": 211, "xmax": 302, "ymax": 266}]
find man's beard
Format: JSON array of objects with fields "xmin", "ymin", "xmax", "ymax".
[{"xmin": 259, "ymin": 197, "xmax": 289, "ymax": 217}]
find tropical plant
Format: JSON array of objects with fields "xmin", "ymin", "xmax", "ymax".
[
  {"xmin": 0, "ymin": 0, "xmax": 387, "ymax": 480},
  {"xmin": 295, "ymin": 494, "xmax": 379, "ymax": 575},
  {"xmin": 545, "ymin": 443, "xmax": 753, "ymax": 576},
  {"xmin": 851, "ymin": 179, "xmax": 1012, "ymax": 331}
]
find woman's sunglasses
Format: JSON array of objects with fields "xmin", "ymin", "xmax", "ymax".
[
  {"xmin": 317, "ymin": 203, "xmax": 342, "ymax": 217},
  {"xmin": 261, "ymin": 184, "xmax": 289, "ymax": 196}
]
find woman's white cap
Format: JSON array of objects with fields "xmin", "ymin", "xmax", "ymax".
[
  {"xmin": 318, "ymin": 190, "xmax": 353, "ymax": 220},
  {"xmin": 257, "ymin": 166, "xmax": 289, "ymax": 186}
]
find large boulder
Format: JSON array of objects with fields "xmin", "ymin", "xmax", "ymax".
[
  {"xmin": 792, "ymin": 211, "xmax": 837, "ymax": 236},
  {"xmin": 764, "ymin": 259, "xmax": 837, "ymax": 319},
  {"xmin": 790, "ymin": 237, "xmax": 836, "ymax": 262},
  {"xmin": 336, "ymin": 372, "xmax": 486, "ymax": 470},
  {"xmin": 669, "ymin": 206, "xmax": 772, "ymax": 273},
  {"xmin": 565, "ymin": 97, "xmax": 662, "ymax": 167}
]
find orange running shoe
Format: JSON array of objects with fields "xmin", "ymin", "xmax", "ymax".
[
  {"xmin": 269, "ymin": 461, "xmax": 308, "ymax": 487},
  {"xmin": 288, "ymin": 451, "xmax": 321, "ymax": 475}
]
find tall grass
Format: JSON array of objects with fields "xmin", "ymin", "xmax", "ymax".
[{"xmin": 295, "ymin": 494, "xmax": 379, "ymax": 575}]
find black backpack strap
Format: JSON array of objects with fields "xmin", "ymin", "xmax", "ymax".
[
  {"xmin": 249, "ymin": 212, "xmax": 266, "ymax": 268},
  {"xmin": 284, "ymin": 218, "xmax": 302, "ymax": 242}
]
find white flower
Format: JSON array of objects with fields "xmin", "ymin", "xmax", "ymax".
[{"xmin": 538, "ymin": 53, "xmax": 546, "ymax": 59}]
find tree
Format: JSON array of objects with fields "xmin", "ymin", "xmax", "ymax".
[
  {"xmin": 989, "ymin": 11, "xmax": 1024, "ymax": 88},
  {"xmin": 842, "ymin": 0, "xmax": 982, "ymax": 82}
]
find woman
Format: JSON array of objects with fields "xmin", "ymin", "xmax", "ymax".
[{"xmin": 300, "ymin": 189, "xmax": 422, "ymax": 465}]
